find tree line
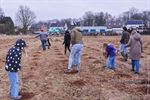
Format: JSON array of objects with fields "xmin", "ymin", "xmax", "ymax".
[
  {"xmin": 34, "ymin": 7, "xmax": 150, "ymax": 30},
  {"xmin": 0, "ymin": 6, "xmax": 150, "ymax": 35},
  {"xmin": 0, "ymin": 6, "xmax": 36, "ymax": 35},
  {"xmin": 0, "ymin": 8, "xmax": 14, "ymax": 35},
  {"xmin": 71, "ymin": 7, "xmax": 150, "ymax": 27}
]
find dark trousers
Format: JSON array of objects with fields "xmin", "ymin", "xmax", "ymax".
[
  {"xmin": 65, "ymin": 43, "xmax": 70, "ymax": 54},
  {"xmin": 46, "ymin": 39, "xmax": 51, "ymax": 49}
]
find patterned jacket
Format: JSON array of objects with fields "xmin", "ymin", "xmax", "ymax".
[{"xmin": 5, "ymin": 39, "xmax": 26, "ymax": 72}]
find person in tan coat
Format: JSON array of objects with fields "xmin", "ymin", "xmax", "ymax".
[
  {"xmin": 126, "ymin": 29, "xmax": 143, "ymax": 74},
  {"xmin": 65, "ymin": 27, "xmax": 83, "ymax": 73}
]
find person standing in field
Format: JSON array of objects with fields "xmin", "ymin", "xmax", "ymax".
[
  {"xmin": 103, "ymin": 43, "xmax": 117, "ymax": 70},
  {"xmin": 63, "ymin": 30, "xmax": 71, "ymax": 55},
  {"xmin": 35, "ymin": 28, "xmax": 48, "ymax": 51},
  {"xmin": 126, "ymin": 29, "xmax": 143, "ymax": 74},
  {"xmin": 120, "ymin": 27, "xmax": 130, "ymax": 61},
  {"xmin": 5, "ymin": 39, "xmax": 26, "ymax": 100},
  {"xmin": 46, "ymin": 37, "xmax": 53, "ymax": 49},
  {"xmin": 65, "ymin": 27, "xmax": 83, "ymax": 73}
]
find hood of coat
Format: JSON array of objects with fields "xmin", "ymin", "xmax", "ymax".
[
  {"xmin": 15, "ymin": 38, "xmax": 26, "ymax": 50},
  {"xmin": 72, "ymin": 27, "xmax": 81, "ymax": 32},
  {"xmin": 132, "ymin": 31, "xmax": 141, "ymax": 41}
]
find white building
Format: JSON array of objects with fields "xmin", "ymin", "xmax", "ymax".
[
  {"xmin": 112, "ymin": 28, "xmax": 123, "ymax": 35},
  {"xmin": 76, "ymin": 26, "xmax": 107, "ymax": 34},
  {"xmin": 126, "ymin": 20, "xmax": 144, "ymax": 32}
]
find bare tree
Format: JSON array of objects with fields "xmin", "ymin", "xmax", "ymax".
[
  {"xmin": 82, "ymin": 11, "xmax": 112, "ymax": 26},
  {"xmin": 16, "ymin": 5, "xmax": 36, "ymax": 34},
  {"xmin": 83, "ymin": 11, "xmax": 94, "ymax": 26},
  {"xmin": 94, "ymin": 12, "xmax": 110, "ymax": 26},
  {"xmin": 60, "ymin": 18, "xmax": 72, "ymax": 29},
  {"xmin": 142, "ymin": 11, "xmax": 150, "ymax": 26},
  {"xmin": 0, "ymin": 8, "xmax": 4, "ymax": 18}
]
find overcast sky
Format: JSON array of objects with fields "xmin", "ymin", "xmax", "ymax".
[{"xmin": 0, "ymin": 0, "xmax": 150, "ymax": 22}]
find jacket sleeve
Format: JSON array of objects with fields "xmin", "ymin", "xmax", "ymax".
[
  {"xmin": 14, "ymin": 51, "xmax": 21, "ymax": 70},
  {"xmin": 35, "ymin": 34, "xmax": 40, "ymax": 38},
  {"xmin": 140, "ymin": 38, "xmax": 143, "ymax": 52},
  {"xmin": 120, "ymin": 33, "xmax": 124, "ymax": 43},
  {"xmin": 5, "ymin": 52, "xmax": 9, "ymax": 65},
  {"xmin": 46, "ymin": 33, "xmax": 48, "ymax": 37},
  {"xmin": 126, "ymin": 37, "xmax": 132, "ymax": 47}
]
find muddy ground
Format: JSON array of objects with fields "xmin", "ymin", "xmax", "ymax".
[{"xmin": 0, "ymin": 35, "xmax": 150, "ymax": 100}]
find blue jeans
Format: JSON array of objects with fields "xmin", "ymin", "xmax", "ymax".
[
  {"xmin": 131, "ymin": 60, "xmax": 140, "ymax": 73},
  {"xmin": 119, "ymin": 44, "xmax": 128, "ymax": 54},
  {"xmin": 41, "ymin": 40, "xmax": 47, "ymax": 50},
  {"xmin": 68, "ymin": 44, "xmax": 83, "ymax": 72},
  {"xmin": 106, "ymin": 56, "xmax": 116, "ymax": 69},
  {"xmin": 8, "ymin": 72, "xmax": 19, "ymax": 98}
]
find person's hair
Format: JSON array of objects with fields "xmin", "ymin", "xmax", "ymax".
[
  {"xmin": 123, "ymin": 27, "xmax": 127, "ymax": 31},
  {"xmin": 137, "ymin": 30, "xmax": 140, "ymax": 33},
  {"xmin": 127, "ymin": 29, "xmax": 132, "ymax": 33},
  {"xmin": 65, "ymin": 30, "xmax": 69, "ymax": 34},
  {"xmin": 103, "ymin": 43, "xmax": 108, "ymax": 48}
]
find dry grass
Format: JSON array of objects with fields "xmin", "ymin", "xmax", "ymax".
[{"xmin": 0, "ymin": 35, "xmax": 150, "ymax": 100}]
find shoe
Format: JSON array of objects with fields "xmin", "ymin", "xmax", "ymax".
[
  {"xmin": 76, "ymin": 70, "xmax": 80, "ymax": 73},
  {"xmin": 124, "ymin": 54, "xmax": 128, "ymax": 61},
  {"xmin": 43, "ymin": 48, "xmax": 46, "ymax": 51},
  {"xmin": 110, "ymin": 67, "xmax": 115, "ymax": 71},
  {"xmin": 11, "ymin": 95, "xmax": 22, "ymax": 100},
  {"xmin": 64, "ymin": 69, "xmax": 72, "ymax": 73},
  {"xmin": 131, "ymin": 69, "xmax": 135, "ymax": 72},
  {"xmin": 135, "ymin": 72, "xmax": 139, "ymax": 74}
]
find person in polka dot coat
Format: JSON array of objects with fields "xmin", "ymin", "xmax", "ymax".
[{"xmin": 5, "ymin": 38, "xmax": 26, "ymax": 100}]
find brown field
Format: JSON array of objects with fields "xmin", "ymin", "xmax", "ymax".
[{"xmin": 0, "ymin": 35, "xmax": 150, "ymax": 100}]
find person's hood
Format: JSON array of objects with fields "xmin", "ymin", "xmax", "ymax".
[
  {"xmin": 73, "ymin": 27, "xmax": 81, "ymax": 32},
  {"xmin": 133, "ymin": 32, "xmax": 141, "ymax": 41},
  {"xmin": 107, "ymin": 43, "xmax": 114, "ymax": 49},
  {"xmin": 108, "ymin": 43, "xmax": 113, "ymax": 46},
  {"xmin": 15, "ymin": 39, "xmax": 26, "ymax": 50}
]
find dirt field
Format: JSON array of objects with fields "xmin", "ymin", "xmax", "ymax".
[{"xmin": 0, "ymin": 35, "xmax": 150, "ymax": 100}]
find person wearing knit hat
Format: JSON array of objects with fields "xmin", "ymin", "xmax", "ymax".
[{"xmin": 5, "ymin": 38, "xmax": 27, "ymax": 100}]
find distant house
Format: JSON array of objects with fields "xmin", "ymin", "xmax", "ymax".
[
  {"xmin": 126, "ymin": 20, "xmax": 144, "ymax": 32},
  {"xmin": 47, "ymin": 20, "xmax": 66, "ymax": 35},
  {"xmin": 30, "ymin": 23, "xmax": 48, "ymax": 34},
  {"xmin": 112, "ymin": 28, "xmax": 123, "ymax": 35},
  {"xmin": 0, "ymin": 16, "xmax": 14, "ymax": 34},
  {"xmin": 48, "ymin": 27, "xmax": 64, "ymax": 35}
]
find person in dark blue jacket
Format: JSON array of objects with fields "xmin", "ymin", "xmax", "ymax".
[
  {"xmin": 104, "ymin": 43, "xmax": 117, "ymax": 70},
  {"xmin": 5, "ymin": 38, "xmax": 26, "ymax": 100}
]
